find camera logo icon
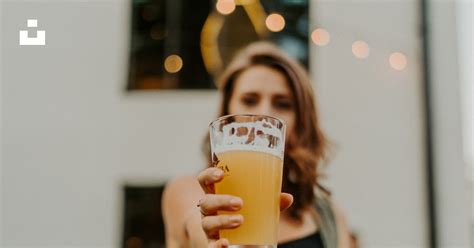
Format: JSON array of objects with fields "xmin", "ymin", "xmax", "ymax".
[{"xmin": 19, "ymin": 19, "xmax": 46, "ymax": 46}]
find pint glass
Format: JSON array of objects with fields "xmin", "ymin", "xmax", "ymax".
[{"xmin": 209, "ymin": 114, "xmax": 286, "ymax": 248}]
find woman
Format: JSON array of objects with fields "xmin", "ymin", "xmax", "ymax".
[{"xmin": 162, "ymin": 42, "xmax": 350, "ymax": 248}]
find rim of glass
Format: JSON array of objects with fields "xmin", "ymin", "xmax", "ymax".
[{"xmin": 209, "ymin": 114, "xmax": 286, "ymax": 128}]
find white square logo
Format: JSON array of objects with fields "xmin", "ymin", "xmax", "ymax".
[{"xmin": 19, "ymin": 19, "xmax": 46, "ymax": 46}]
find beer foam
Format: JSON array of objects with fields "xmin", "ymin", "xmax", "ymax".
[{"xmin": 213, "ymin": 119, "xmax": 284, "ymax": 159}]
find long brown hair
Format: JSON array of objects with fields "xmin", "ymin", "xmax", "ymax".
[{"xmin": 206, "ymin": 42, "xmax": 328, "ymax": 221}]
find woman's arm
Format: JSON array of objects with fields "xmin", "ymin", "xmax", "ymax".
[
  {"xmin": 331, "ymin": 201, "xmax": 351, "ymax": 248},
  {"xmin": 162, "ymin": 175, "xmax": 207, "ymax": 248}
]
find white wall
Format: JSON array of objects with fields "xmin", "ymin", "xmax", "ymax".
[
  {"xmin": 1, "ymin": 1, "xmax": 217, "ymax": 247},
  {"xmin": 0, "ymin": 2, "xmax": 3, "ymax": 245},
  {"xmin": 0, "ymin": 0, "xmax": 3, "ymax": 245},
  {"xmin": 457, "ymin": 0, "xmax": 473, "ymax": 169},
  {"xmin": 311, "ymin": 1, "xmax": 428, "ymax": 247},
  {"xmin": 0, "ymin": 0, "xmax": 438, "ymax": 247},
  {"xmin": 428, "ymin": 0, "xmax": 472, "ymax": 247},
  {"xmin": 456, "ymin": 0, "xmax": 474, "ymax": 242}
]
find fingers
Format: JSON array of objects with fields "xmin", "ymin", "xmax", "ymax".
[
  {"xmin": 280, "ymin": 193, "xmax": 293, "ymax": 211},
  {"xmin": 198, "ymin": 194, "xmax": 243, "ymax": 239},
  {"xmin": 198, "ymin": 167, "xmax": 224, "ymax": 193},
  {"xmin": 209, "ymin": 238, "xmax": 229, "ymax": 248},
  {"xmin": 215, "ymin": 239, "xmax": 229, "ymax": 248},
  {"xmin": 199, "ymin": 194, "xmax": 243, "ymax": 216},
  {"xmin": 202, "ymin": 214, "xmax": 244, "ymax": 239}
]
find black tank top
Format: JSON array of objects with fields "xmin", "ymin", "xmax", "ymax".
[
  {"xmin": 278, "ymin": 231, "xmax": 324, "ymax": 248},
  {"xmin": 278, "ymin": 190, "xmax": 338, "ymax": 248}
]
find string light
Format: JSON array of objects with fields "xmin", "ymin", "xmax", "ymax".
[
  {"xmin": 216, "ymin": 0, "xmax": 235, "ymax": 15},
  {"xmin": 164, "ymin": 55, "xmax": 183, "ymax": 73},
  {"xmin": 352, "ymin": 41, "xmax": 370, "ymax": 59},
  {"xmin": 265, "ymin": 13, "xmax": 285, "ymax": 32},
  {"xmin": 389, "ymin": 52, "xmax": 407, "ymax": 71},
  {"xmin": 311, "ymin": 28, "xmax": 330, "ymax": 46}
]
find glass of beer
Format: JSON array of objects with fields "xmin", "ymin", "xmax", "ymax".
[{"xmin": 209, "ymin": 114, "xmax": 286, "ymax": 248}]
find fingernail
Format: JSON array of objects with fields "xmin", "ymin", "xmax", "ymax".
[
  {"xmin": 213, "ymin": 169, "xmax": 223, "ymax": 177},
  {"xmin": 221, "ymin": 239, "xmax": 229, "ymax": 247},
  {"xmin": 229, "ymin": 198, "xmax": 242, "ymax": 207},
  {"xmin": 229, "ymin": 215, "xmax": 243, "ymax": 223}
]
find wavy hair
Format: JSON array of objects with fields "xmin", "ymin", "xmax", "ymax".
[{"xmin": 205, "ymin": 42, "xmax": 329, "ymax": 221}]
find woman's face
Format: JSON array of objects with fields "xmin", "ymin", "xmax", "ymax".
[{"xmin": 228, "ymin": 65, "xmax": 296, "ymax": 135}]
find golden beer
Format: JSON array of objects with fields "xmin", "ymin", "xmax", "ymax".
[{"xmin": 215, "ymin": 149, "xmax": 283, "ymax": 246}]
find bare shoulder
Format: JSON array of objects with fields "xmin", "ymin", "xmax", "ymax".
[
  {"xmin": 162, "ymin": 175, "xmax": 205, "ymax": 246},
  {"xmin": 327, "ymin": 198, "xmax": 351, "ymax": 248}
]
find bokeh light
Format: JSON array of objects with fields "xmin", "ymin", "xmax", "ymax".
[
  {"xmin": 216, "ymin": 0, "xmax": 236, "ymax": 15},
  {"xmin": 164, "ymin": 55, "xmax": 183, "ymax": 73},
  {"xmin": 265, "ymin": 13, "xmax": 285, "ymax": 32},
  {"xmin": 352, "ymin": 41, "xmax": 370, "ymax": 59},
  {"xmin": 150, "ymin": 25, "xmax": 166, "ymax": 40},
  {"xmin": 389, "ymin": 52, "xmax": 408, "ymax": 71},
  {"xmin": 311, "ymin": 28, "xmax": 330, "ymax": 46}
]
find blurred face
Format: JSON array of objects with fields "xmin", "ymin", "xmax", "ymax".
[{"xmin": 228, "ymin": 65, "xmax": 296, "ymax": 135}]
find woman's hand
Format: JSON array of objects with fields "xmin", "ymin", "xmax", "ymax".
[{"xmin": 197, "ymin": 167, "xmax": 293, "ymax": 246}]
